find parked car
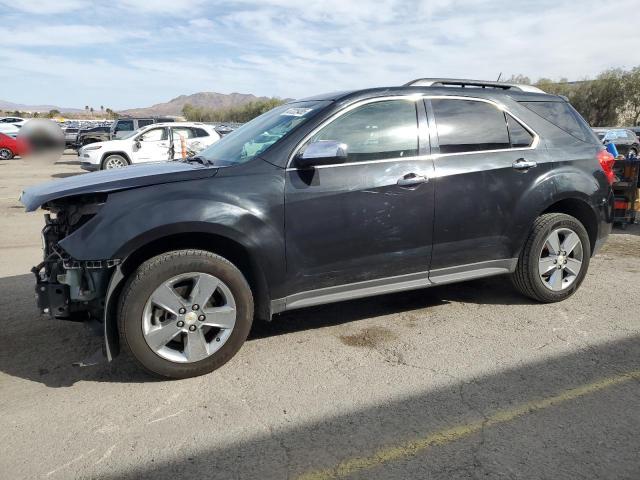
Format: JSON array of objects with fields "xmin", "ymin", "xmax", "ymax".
[
  {"xmin": 627, "ymin": 126, "xmax": 640, "ymax": 142},
  {"xmin": 63, "ymin": 127, "xmax": 80, "ymax": 149},
  {"xmin": 593, "ymin": 128, "xmax": 640, "ymax": 156},
  {"xmin": 79, "ymin": 122, "xmax": 221, "ymax": 170},
  {"xmin": 0, "ymin": 132, "xmax": 29, "ymax": 159},
  {"xmin": 0, "ymin": 123, "xmax": 20, "ymax": 137},
  {"xmin": 110, "ymin": 117, "xmax": 176, "ymax": 140},
  {"xmin": 75, "ymin": 125, "xmax": 111, "ymax": 149},
  {"xmin": 21, "ymin": 78, "xmax": 613, "ymax": 379},
  {"xmin": 0, "ymin": 116, "xmax": 27, "ymax": 128}
]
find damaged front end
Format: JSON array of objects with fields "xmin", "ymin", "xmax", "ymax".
[{"xmin": 32, "ymin": 194, "xmax": 120, "ymax": 329}]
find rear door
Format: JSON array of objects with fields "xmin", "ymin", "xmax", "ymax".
[
  {"xmin": 169, "ymin": 126, "xmax": 217, "ymax": 159},
  {"xmin": 284, "ymin": 98, "xmax": 435, "ymax": 294},
  {"xmin": 427, "ymin": 97, "xmax": 545, "ymax": 279}
]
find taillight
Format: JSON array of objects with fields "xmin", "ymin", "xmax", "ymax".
[{"xmin": 597, "ymin": 149, "xmax": 615, "ymax": 185}]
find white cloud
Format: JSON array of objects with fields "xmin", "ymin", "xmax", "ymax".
[
  {"xmin": 115, "ymin": 0, "xmax": 208, "ymax": 15},
  {"xmin": 1, "ymin": 0, "xmax": 639, "ymax": 108},
  {"xmin": 0, "ymin": 0, "xmax": 87, "ymax": 14},
  {"xmin": 0, "ymin": 25, "xmax": 148, "ymax": 46}
]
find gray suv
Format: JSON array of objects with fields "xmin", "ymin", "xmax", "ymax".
[{"xmin": 21, "ymin": 78, "xmax": 613, "ymax": 379}]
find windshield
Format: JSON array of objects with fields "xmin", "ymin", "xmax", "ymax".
[
  {"xmin": 604, "ymin": 129, "xmax": 632, "ymax": 142},
  {"xmin": 195, "ymin": 100, "xmax": 330, "ymax": 166}
]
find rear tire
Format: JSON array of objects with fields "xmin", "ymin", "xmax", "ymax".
[
  {"xmin": 0, "ymin": 148, "xmax": 14, "ymax": 160},
  {"xmin": 118, "ymin": 250, "xmax": 254, "ymax": 379},
  {"xmin": 512, "ymin": 213, "xmax": 590, "ymax": 303}
]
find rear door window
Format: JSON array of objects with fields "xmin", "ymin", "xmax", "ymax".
[
  {"xmin": 506, "ymin": 115, "xmax": 534, "ymax": 148},
  {"xmin": 137, "ymin": 119, "xmax": 154, "ymax": 128},
  {"xmin": 519, "ymin": 101, "xmax": 596, "ymax": 143},
  {"xmin": 172, "ymin": 127, "xmax": 195, "ymax": 139},
  {"xmin": 431, "ymin": 99, "xmax": 510, "ymax": 154}
]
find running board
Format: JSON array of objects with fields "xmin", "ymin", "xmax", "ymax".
[{"xmin": 271, "ymin": 258, "xmax": 517, "ymax": 314}]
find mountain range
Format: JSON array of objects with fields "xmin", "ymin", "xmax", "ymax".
[
  {"xmin": 0, "ymin": 99, "xmax": 84, "ymax": 113},
  {"xmin": 120, "ymin": 92, "xmax": 274, "ymax": 117},
  {"xmin": 0, "ymin": 92, "xmax": 278, "ymax": 117}
]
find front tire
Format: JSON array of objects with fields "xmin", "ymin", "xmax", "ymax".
[
  {"xmin": 512, "ymin": 213, "xmax": 590, "ymax": 303},
  {"xmin": 118, "ymin": 250, "xmax": 254, "ymax": 379},
  {"xmin": 102, "ymin": 154, "xmax": 129, "ymax": 170}
]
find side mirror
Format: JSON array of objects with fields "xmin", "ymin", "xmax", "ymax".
[
  {"xmin": 295, "ymin": 140, "xmax": 347, "ymax": 168},
  {"xmin": 134, "ymin": 140, "xmax": 142, "ymax": 149}
]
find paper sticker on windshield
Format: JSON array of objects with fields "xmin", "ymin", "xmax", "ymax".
[{"xmin": 281, "ymin": 107, "xmax": 312, "ymax": 117}]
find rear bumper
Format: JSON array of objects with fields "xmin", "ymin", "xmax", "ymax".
[{"xmin": 593, "ymin": 189, "xmax": 614, "ymax": 256}]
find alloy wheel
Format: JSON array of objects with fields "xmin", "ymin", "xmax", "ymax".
[
  {"xmin": 104, "ymin": 156, "xmax": 127, "ymax": 169},
  {"xmin": 538, "ymin": 227, "xmax": 584, "ymax": 291},
  {"xmin": 142, "ymin": 272, "xmax": 237, "ymax": 363},
  {"xmin": 0, "ymin": 148, "xmax": 13, "ymax": 160}
]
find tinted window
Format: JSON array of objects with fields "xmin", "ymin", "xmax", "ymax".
[
  {"xmin": 310, "ymin": 100, "xmax": 418, "ymax": 163},
  {"xmin": 506, "ymin": 114, "xmax": 534, "ymax": 148},
  {"xmin": 115, "ymin": 120, "xmax": 134, "ymax": 132},
  {"xmin": 432, "ymin": 99, "xmax": 510, "ymax": 154},
  {"xmin": 194, "ymin": 128, "xmax": 209, "ymax": 138},
  {"xmin": 138, "ymin": 119, "xmax": 154, "ymax": 128},
  {"xmin": 519, "ymin": 101, "xmax": 596, "ymax": 143}
]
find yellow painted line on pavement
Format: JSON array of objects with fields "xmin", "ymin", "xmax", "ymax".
[{"xmin": 298, "ymin": 370, "xmax": 640, "ymax": 480}]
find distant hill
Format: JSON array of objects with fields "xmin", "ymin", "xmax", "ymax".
[
  {"xmin": 0, "ymin": 99, "xmax": 83, "ymax": 113},
  {"xmin": 119, "ymin": 92, "xmax": 278, "ymax": 117}
]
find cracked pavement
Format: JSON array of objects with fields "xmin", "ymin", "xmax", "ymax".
[{"xmin": 0, "ymin": 154, "xmax": 639, "ymax": 479}]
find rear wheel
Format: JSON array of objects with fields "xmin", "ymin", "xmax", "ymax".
[
  {"xmin": 512, "ymin": 213, "xmax": 590, "ymax": 303},
  {"xmin": 0, "ymin": 148, "xmax": 14, "ymax": 160},
  {"xmin": 102, "ymin": 154, "xmax": 129, "ymax": 169},
  {"xmin": 118, "ymin": 250, "xmax": 254, "ymax": 379}
]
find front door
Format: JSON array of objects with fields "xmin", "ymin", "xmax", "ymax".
[
  {"xmin": 284, "ymin": 98, "xmax": 435, "ymax": 295},
  {"xmin": 132, "ymin": 127, "xmax": 170, "ymax": 163}
]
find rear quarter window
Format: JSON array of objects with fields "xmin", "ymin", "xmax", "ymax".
[{"xmin": 519, "ymin": 101, "xmax": 597, "ymax": 144}]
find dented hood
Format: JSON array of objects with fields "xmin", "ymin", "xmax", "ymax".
[{"xmin": 20, "ymin": 161, "xmax": 218, "ymax": 212}]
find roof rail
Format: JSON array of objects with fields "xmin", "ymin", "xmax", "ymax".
[{"xmin": 404, "ymin": 78, "xmax": 545, "ymax": 94}]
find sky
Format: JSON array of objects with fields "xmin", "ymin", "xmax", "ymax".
[{"xmin": 0, "ymin": 0, "xmax": 639, "ymax": 110}]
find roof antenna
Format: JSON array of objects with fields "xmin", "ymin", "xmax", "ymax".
[{"xmin": 496, "ymin": 72, "xmax": 502, "ymax": 82}]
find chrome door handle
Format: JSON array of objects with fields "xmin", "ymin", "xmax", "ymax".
[
  {"xmin": 512, "ymin": 158, "xmax": 537, "ymax": 170},
  {"xmin": 397, "ymin": 173, "xmax": 428, "ymax": 187}
]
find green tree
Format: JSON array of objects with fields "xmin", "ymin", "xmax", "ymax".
[
  {"xmin": 182, "ymin": 98, "xmax": 286, "ymax": 123},
  {"xmin": 47, "ymin": 109, "xmax": 61, "ymax": 118},
  {"xmin": 620, "ymin": 67, "xmax": 640, "ymax": 126}
]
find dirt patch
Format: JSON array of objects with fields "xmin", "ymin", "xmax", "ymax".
[
  {"xmin": 599, "ymin": 236, "xmax": 640, "ymax": 258},
  {"xmin": 339, "ymin": 326, "xmax": 397, "ymax": 349}
]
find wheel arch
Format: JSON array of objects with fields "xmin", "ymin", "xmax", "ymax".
[
  {"xmin": 540, "ymin": 196, "xmax": 598, "ymax": 257},
  {"xmin": 101, "ymin": 151, "xmax": 131, "ymax": 166},
  {"xmin": 103, "ymin": 229, "xmax": 272, "ymax": 361}
]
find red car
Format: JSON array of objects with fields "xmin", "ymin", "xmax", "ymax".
[{"xmin": 0, "ymin": 132, "xmax": 29, "ymax": 159}]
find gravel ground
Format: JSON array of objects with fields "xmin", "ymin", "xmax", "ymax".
[{"xmin": 0, "ymin": 153, "xmax": 639, "ymax": 479}]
